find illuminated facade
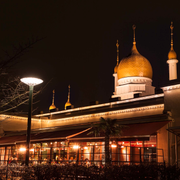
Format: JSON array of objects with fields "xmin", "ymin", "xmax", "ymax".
[{"xmin": 0, "ymin": 23, "xmax": 180, "ymax": 166}]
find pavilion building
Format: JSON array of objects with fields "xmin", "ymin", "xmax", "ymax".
[{"xmin": 0, "ymin": 23, "xmax": 180, "ymax": 166}]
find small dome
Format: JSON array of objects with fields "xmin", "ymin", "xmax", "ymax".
[
  {"xmin": 49, "ymin": 90, "xmax": 56, "ymax": 111},
  {"xmin": 65, "ymin": 85, "xmax": 72, "ymax": 110},
  {"xmin": 168, "ymin": 22, "xmax": 177, "ymax": 60},
  {"xmin": 49, "ymin": 104, "xmax": 56, "ymax": 111},
  {"xmin": 117, "ymin": 44, "xmax": 153, "ymax": 79},
  {"xmin": 168, "ymin": 49, "xmax": 177, "ymax": 60},
  {"xmin": 114, "ymin": 64, "xmax": 118, "ymax": 73},
  {"xmin": 65, "ymin": 101, "xmax": 71, "ymax": 110}
]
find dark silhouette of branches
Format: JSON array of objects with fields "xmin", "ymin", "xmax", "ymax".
[
  {"xmin": 0, "ymin": 37, "xmax": 44, "ymax": 73},
  {"xmin": 0, "ymin": 37, "xmax": 49, "ymax": 114}
]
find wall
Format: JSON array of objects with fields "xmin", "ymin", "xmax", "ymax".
[
  {"xmin": 164, "ymin": 88, "xmax": 180, "ymax": 165},
  {"xmin": 157, "ymin": 124, "xmax": 169, "ymax": 163},
  {"xmin": 0, "ymin": 106, "xmax": 164, "ymax": 132}
]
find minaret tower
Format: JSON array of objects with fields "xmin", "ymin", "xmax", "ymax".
[
  {"xmin": 65, "ymin": 85, "xmax": 72, "ymax": 110},
  {"xmin": 113, "ymin": 40, "xmax": 119, "ymax": 95},
  {"xmin": 167, "ymin": 22, "xmax": 178, "ymax": 80},
  {"xmin": 49, "ymin": 90, "xmax": 56, "ymax": 111}
]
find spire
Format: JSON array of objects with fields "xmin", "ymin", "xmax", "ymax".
[
  {"xmin": 132, "ymin": 25, "xmax": 136, "ymax": 45},
  {"xmin": 116, "ymin": 40, "xmax": 119, "ymax": 65},
  {"xmin": 114, "ymin": 40, "xmax": 120, "ymax": 73},
  {"xmin": 170, "ymin": 21, "xmax": 174, "ymax": 50},
  {"xmin": 168, "ymin": 22, "xmax": 177, "ymax": 60},
  {"xmin": 52, "ymin": 90, "xmax": 55, "ymax": 105},
  {"xmin": 65, "ymin": 85, "xmax": 72, "ymax": 109},
  {"xmin": 132, "ymin": 25, "xmax": 139, "ymax": 54},
  {"xmin": 67, "ymin": 85, "xmax": 70, "ymax": 103},
  {"xmin": 49, "ymin": 90, "xmax": 56, "ymax": 111}
]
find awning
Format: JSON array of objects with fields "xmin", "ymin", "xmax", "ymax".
[
  {"xmin": 121, "ymin": 121, "xmax": 170, "ymax": 136},
  {"xmin": 167, "ymin": 126, "xmax": 180, "ymax": 137},
  {"xmin": 0, "ymin": 128, "xmax": 89, "ymax": 146},
  {"xmin": 68, "ymin": 121, "xmax": 170, "ymax": 141},
  {"xmin": 0, "ymin": 121, "xmax": 170, "ymax": 146}
]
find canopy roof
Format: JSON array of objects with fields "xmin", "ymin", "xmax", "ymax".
[{"xmin": 0, "ymin": 120, "xmax": 170, "ymax": 146}]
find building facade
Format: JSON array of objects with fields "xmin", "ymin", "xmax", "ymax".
[{"xmin": 0, "ymin": 23, "xmax": 179, "ymax": 166}]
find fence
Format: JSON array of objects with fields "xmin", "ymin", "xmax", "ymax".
[{"xmin": 0, "ymin": 146, "xmax": 164, "ymax": 166}]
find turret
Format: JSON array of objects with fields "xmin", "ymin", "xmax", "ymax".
[{"xmin": 167, "ymin": 22, "xmax": 178, "ymax": 80}]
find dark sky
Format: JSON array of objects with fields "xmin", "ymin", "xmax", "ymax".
[{"xmin": 0, "ymin": 1, "xmax": 180, "ymax": 113}]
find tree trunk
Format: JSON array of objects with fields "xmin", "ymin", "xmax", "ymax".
[{"xmin": 105, "ymin": 135, "xmax": 110, "ymax": 165}]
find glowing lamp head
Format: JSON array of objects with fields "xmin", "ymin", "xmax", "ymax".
[
  {"xmin": 19, "ymin": 147, "xmax": 26, "ymax": 152},
  {"xmin": 20, "ymin": 77, "xmax": 43, "ymax": 86},
  {"xmin": 73, "ymin": 145, "xmax": 79, "ymax": 149},
  {"xmin": 111, "ymin": 144, "xmax": 117, "ymax": 148}
]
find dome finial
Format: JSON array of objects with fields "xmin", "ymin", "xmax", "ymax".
[
  {"xmin": 168, "ymin": 22, "xmax": 177, "ymax": 60},
  {"xmin": 116, "ymin": 40, "xmax": 119, "ymax": 65},
  {"xmin": 68, "ymin": 85, "xmax": 70, "ymax": 103},
  {"xmin": 114, "ymin": 40, "xmax": 120, "ymax": 73},
  {"xmin": 132, "ymin": 25, "xmax": 136, "ymax": 45},
  {"xmin": 170, "ymin": 22, "xmax": 174, "ymax": 50},
  {"xmin": 49, "ymin": 90, "xmax": 56, "ymax": 111},
  {"xmin": 52, "ymin": 90, "xmax": 55, "ymax": 105},
  {"xmin": 65, "ymin": 85, "xmax": 72, "ymax": 109},
  {"xmin": 131, "ymin": 25, "xmax": 139, "ymax": 54}
]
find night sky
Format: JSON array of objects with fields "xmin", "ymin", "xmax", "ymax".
[{"xmin": 0, "ymin": 1, "xmax": 180, "ymax": 113}]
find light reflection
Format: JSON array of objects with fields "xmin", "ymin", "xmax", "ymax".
[{"xmin": 19, "ymin": 147, "xmax": 26, "ymax": 152}]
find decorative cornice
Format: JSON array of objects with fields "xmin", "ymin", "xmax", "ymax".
[
  {"xmin": 36, "ymin": 93, "xmax": 164, "ymax": 117},
  {"xmin": 118, "ymin": 77, "xmax": 152, "ymax": 86},
  {"xmin": 52, "ymin": 104, "xmax": 164, "ymax": 122},
  {"xmin": 161, "ymin": 84, "xmax": 180, "ymax": 91},
  {"xmin": 0, "ymin": 114, "xmax": 40, "ymax": 121}
]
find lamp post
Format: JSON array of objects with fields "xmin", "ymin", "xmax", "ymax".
[{"xmin": 20, "ymin": 77, "xmax": 43, "ymax": 165}]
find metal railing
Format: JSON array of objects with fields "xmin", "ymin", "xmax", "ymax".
[{"xmin": 0, "ymin": 147, "xmax": 164, "ymax": 166}]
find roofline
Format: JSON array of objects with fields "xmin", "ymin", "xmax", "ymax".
[
  {"xmin": 4, "ymin": 111, "xmax": 168, "ymax": 137},
  {"xmin": 35, "ymin": 93, "xmax": 164, "ymax": 117},
  {"xmin": 68, "ymin": 135, "xmax": 150, "ymax": 141},
  {"xmin": 46, "ymin": 104, "xmax": 165, "ymax": 122},
  {"xmin": 161, "ymin": 84, "xmax": 180, "ymax": 91}
]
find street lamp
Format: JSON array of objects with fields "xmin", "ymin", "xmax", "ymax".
[{"xmin": 20, "ymin": 77, "xmax": 43, "ymax": 165}]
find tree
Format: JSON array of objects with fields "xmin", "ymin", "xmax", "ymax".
[
  {"xmin": 88, "ymin": 117, "xmax": 124, "ymax": 165},
  {"xmin": 0, "ymin": 37, "xmax": 47, "ymax": 114}
]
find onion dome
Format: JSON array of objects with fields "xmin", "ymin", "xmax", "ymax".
[
  {"xmin": 168, "ymin": 22, "xmax": 177, "ymax": 60},
  {"xmin": 65, "ymin": 85, "xmax": 72, "ymax": 110},
  {"xmin": 114, "ymin": 40, "xmax": 119, "ymax": 73},
  {"xmin": 117, "ymin": 25, "xmax": 153, "ymax": 80},
  {"xmin": 49, "ymin": 90, "xmax": 56, "ymax": 111}
]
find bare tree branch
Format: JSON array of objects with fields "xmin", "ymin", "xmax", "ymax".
[
  {"xmin": 0, "ymin": 89, "xmax": 41, "ymax": 114},
  {"xmin": 0, "ymin": 37, "xmax": 45, "ymax": 72},
  {"xmin": 0, "ymin": 37, "xmax": 50, "ymax": 114}
]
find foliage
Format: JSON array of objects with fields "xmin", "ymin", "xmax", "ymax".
[
  {"xmin": 1, "ymin": 164, "xmax": 180, "ymax": 180},
  {"xmin": 88, "ymin": 117, "xmax": 124, "ymax": 165}
]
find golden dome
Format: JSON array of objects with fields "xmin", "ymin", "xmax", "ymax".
[
  {"xmin": 49, "ymin": 104, "xmax": 56, "ymax": 110},
  {"xmin": 65, "ymin": 85, "xmax": 72, "ymax": 110},
  {"xmin": 65, "ymin": 101, "xmax": 71, "ymax": 109},
  {"xmin": 168, "ymin": 49, "xmax": 177, "ymax": 60},
  {"xmin": 117, "ymin": 44, "xmax": 153, "ymax": 79},
  {"xmin": 168, "ymin": 22, "xmax": 177, "ymax": 60},
  {"xmin": 114, "ymin": 65, "xmax": 118, "ymax": 73},
  {"xmin": 49, "ymin": 90, "xmax": 56, "ymax": 111},
  {"xmin": 117, "ymin": 25, "xmax": 153, "ymax": 80}
]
